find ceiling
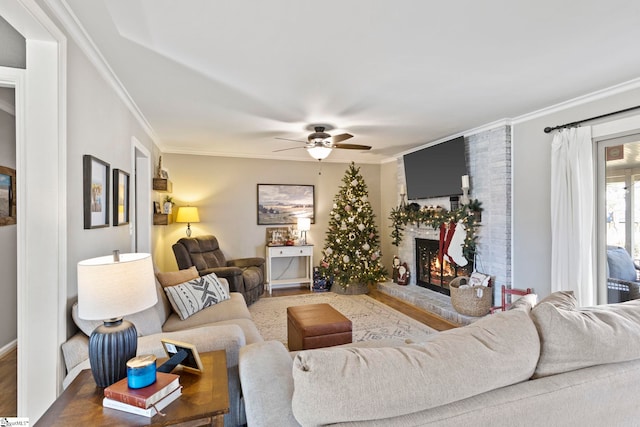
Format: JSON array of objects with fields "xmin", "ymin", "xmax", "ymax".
[{"xmin": 60, "ymin": 0, "xmax": 640, "ymax": 163}]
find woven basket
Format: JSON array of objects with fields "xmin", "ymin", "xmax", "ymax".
[{"xmin": 449, "ymin": 276, "xmax": 492, "ymax": 317}]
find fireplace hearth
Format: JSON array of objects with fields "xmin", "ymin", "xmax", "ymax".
[{"xmin": 415, "ymin": 238, "xmax": 473, "ymax": 295}]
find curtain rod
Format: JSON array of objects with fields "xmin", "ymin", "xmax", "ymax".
[{"xmin": 543, "ymin": 105, "xmax": 640, "ymax": 133}]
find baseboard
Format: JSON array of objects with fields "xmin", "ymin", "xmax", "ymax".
[{"xmin": 0, "ymin": 339, "xmax": 17, "ymax": 359}]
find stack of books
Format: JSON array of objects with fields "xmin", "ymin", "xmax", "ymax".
[{"xmin": 103, "ymin": 372, "xmax": 181, "ymax": 417}]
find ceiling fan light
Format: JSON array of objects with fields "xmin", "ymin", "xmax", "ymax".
[{"xmin": 307, "ymin": 146, "xmax": 332, "ymax": 160}]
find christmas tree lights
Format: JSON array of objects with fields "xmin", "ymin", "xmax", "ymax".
[{"xmin": 319, "ymin": 163, "xmax": 388, "ymax": 288}]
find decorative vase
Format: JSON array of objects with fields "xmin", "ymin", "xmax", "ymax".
[{"xmin": 163, "ymin": 202, "xmax": 172, "ymax": 214}]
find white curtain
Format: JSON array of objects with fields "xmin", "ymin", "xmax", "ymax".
[{"xmin": 550, "ymin": 127, "xmax": 594, "ymax": 306}]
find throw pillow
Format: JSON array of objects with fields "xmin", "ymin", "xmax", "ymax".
[
  {"xmin": 531, "ymin": 292, "xmax": 640, "ymax": 378},
  {"xmin": 508, "ymin": 293, "xmax": 538, "ymax": 312},
  {"xmin": 156, "ymin": 266, "xmax": 199, "ymax": 287},
  {"xmin": 164, "ymin": 273, "xmax": 230, "ymax": 320}
]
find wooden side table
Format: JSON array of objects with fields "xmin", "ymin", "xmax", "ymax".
[{"xmin": 35, "ymin": 350, "xmax": 229, "ymax": 426}]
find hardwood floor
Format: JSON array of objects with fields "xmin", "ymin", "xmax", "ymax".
[
  {"xmin": 266, "ymin": 285, "xmax": 459, "ymax": 331},
  {"xmin": 0, "ymin": 346, "xmax": 17, "ymax": 417},
  {"xmin": 0, "ymin": 286, "xmax": 456, "ymax": 417}
]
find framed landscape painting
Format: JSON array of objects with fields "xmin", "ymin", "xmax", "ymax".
[
  {"xmin": 113, "ymin": 169, "xmax": 130, "ymax": 226},
  {"xmin": 83, "ymin": 155, "xmax": 110, "ymax": 229},
  {"xmin": 0, "ymin": 165, "xmax": 16, "ymax": 226},
  {"xmin": 257, "ymin": 184, "xmax": 315, "ymax": 225}
]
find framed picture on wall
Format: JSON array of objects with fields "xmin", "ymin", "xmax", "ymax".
[
  {"xmin": 0, "ymin": 165, "xmax": 16, "ymax": 226},
  {"xmin": 257, "ymin": 184, "xmax": 315, "ymax": 225},
  {"xmin": 113, "ymin": 169, "xmax": 130, "ymax": 226},
  {"xmin": 83, "ymin": 155, "xmax": 110, "ymax": 229}
]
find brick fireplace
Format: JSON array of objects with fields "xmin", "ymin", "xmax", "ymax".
[{"xmin": 395, "ymin": 125, "xmax": 512, "ymax": 301}]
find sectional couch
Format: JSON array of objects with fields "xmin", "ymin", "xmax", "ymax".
[
  {"xmin": 61, "ymin": 267, "xmax": 263, "ymax": 427},
  {"xmin": 239, "ymin": 291, "xmax": 640, "ymax": 426}
]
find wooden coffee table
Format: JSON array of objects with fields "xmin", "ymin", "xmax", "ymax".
[{"xmin": 35, "ymin": 350, "xmax": 229, "ymax": 426}]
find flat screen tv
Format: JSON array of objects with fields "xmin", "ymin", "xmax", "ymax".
[{"xmin": 403, "ymin": 136, "xmax": 467, "ymax": 200}]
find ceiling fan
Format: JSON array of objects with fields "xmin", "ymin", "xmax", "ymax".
[{"xmin": 275, "ymin": 126, "xmax": 372, "ymax": 160}]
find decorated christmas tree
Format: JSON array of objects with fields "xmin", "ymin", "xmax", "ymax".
[{"xmin": 319, "ymin": 163, "xmax": 387, "ymax": 289}]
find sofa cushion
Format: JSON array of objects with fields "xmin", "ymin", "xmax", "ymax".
[
  {"xmin": 162, "ymin": 292, "xmax": 252, "ymax": 332},
  {"xmin": 531, "ymin": 291, "xmax": 640, "ymax": 378},
  {"xmin": 71, "ymin": 301, "xmax": 163, "ymax": 337},
  {"xmin": 156, "ymin": 266, "xmax": 199, "ymax": 287},
  {"xmin": 607, "ymin": 246, "xmax": 638, "ymax": 282},
  {"xmin": 291, "ymin": 309, "xmax": 540, "ymax": 425},
  {"xmin": 164, "ymin": 273, "xmax": 230, "ymax": 320}
]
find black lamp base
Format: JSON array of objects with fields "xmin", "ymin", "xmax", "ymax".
[{"xmin": 88, "ymin": 319, "xmax": 138, "ymax": 388}]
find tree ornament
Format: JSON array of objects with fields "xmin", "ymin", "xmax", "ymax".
[
  {"xmin": 343, "ymin": 255, "xmax": 350, "ymax": 263},
  {"xmin": 357, "ymin": 223, "xmax": 365, "ymax": 231},
  {"xmin": 362, "ymin": 243, "xmax": 370, "ymax": 251},
  {"xmin": 345, "ymin": 205, "xmax": 352, "ymax": 212},
  {"xmin": 349, "ymin": 232, "xmax": 356, "ymax": 241}
]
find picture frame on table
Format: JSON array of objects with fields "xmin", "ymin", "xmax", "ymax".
[
  {"xmin": 83, "ymin": 155, "xmax": 110, "ymax": 229},
  {"xmin": 257, "ymin": 184, "xmax": 315, "ymax": 225},
  {"xmin": 161, "ymin": 338, "xmax": 204, "ymax": 373},
  {"xmin": 0, "ymin": 165, "xmax": 16, "ymax": 226},
  {"xmin": 112, "ymin": 169, "xmax": 130, "ymax": 226}
]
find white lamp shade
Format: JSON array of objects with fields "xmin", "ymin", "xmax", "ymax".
[
  {"xmin": 306, "ymin": 146, "xmax": 332, "ymax": 160},
  {"xmin": 77, "ymin": 253, "xmax": 157, "ymax": 321},
  {"xmin": 297, "ymin": 217, "xmax": 311, "ymax": 231},
  {"xmin": 176, "ymin": 206, "xmax": 200, "ymax": 223}
]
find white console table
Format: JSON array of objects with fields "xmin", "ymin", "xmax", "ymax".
[{"xmin": 265, "ymin": 245, "xmax": 313, "ymax": 294}]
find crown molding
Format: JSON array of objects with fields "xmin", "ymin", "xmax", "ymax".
[
  {"xmin": 45, "ymin": 0, "xmax": 160, "ymax": 146},
  {"xmin": 390, "ymin": 118, "xmax": 512, "ymax": 160},
  {"xmin": 161, "ymin": 146, "xmax": 382, "ymax": 165},
  {"xmin": 511, "ymin": 77, "xmax": 640, "ymax": 125}
]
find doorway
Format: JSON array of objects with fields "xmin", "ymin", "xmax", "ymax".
[
  {"xmin": 132, "ymin": 138, "xmax": 151, "ymax": 253},
  {"xmin": 597, "ymin": 134, "xmax": 640, "ymax": 303}
]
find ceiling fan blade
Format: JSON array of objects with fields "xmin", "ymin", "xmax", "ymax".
[
  {"xmin": 273, "ymin": 146, "xmax": 304, "ymax": 153},
  {"xmin": 330, "ymin": 133, "xmax": 353, "ymax": 143},
  {"xmin": 334, "ymin": 143, "xmax": 372, "ymax": 150},
  {"xmin": 275, "ymin": 137, "xmax": 306, "ymax": 144}
]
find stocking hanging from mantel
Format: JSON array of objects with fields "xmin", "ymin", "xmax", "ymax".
[{"xmin": 439, "ymin": 220, "xmax": 468, "ymax": 267}]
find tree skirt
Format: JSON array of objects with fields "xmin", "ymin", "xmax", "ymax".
[{"xmin": 249, "ymin": 292, "xmax": 437, "ymax": 347}]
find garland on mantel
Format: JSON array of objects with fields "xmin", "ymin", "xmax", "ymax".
[{"xmin": 389, "ymin": 199, "xmax": 483, "ymax": 261}]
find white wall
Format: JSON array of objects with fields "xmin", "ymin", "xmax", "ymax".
[
  {"xmin": 512, "ymin": 85, "xmax": 640, "ymax": 299},
  {"xmin": 379, "ymin": 160, "xmax": 398, "ymax": 274},
  {"xmin": 64, "ymin": 37, "xmax": 160, "ymax": 305},
  {"xmin": 0, "ymin": 101, "xmax": 16, "ymax": 350},
  {"xmin": 157, "ymin": 155, "xmax": 383, "ymax": 274}
]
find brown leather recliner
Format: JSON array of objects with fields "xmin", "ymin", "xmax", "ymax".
[{"xmin": 172, "ymin": 235, "xmax": 265, "ymax": 305}]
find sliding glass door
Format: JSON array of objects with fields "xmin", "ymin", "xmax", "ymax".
[{"xmin": 597, "ymin": 134, "xmax": 640, "ymax": 303}]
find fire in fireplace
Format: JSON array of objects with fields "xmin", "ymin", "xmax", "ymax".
[{"xmin": 415, "ymin": 238, "xmax": 473, "ymax": 295}]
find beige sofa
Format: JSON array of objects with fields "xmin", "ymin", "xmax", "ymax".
[
  {"xmin": 61, "ymin": 268, "xmax": 263, "ymax": 427},
  {"xmin": 239, "ymin": 291, "xmax": 640, "ymax": 426}
]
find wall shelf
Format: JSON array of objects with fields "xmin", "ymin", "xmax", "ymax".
[
  {"xmin": 153, "ymin": 213, "xmax": 173, "ymax": 225},
  {"xmin": 153, "ymin": 178, "xmax": 173, "ymax": 192}
]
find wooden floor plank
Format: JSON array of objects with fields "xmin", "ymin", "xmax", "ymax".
[{"xmin": 0, "ymin": 346, "xmax": 17, "ymax": 417}]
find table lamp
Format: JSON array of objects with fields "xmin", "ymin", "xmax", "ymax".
[
  {"xmin": 77, "ymin": 251, "xmax": 157, "ymax": 387},
  {"xmin": 176, "ymin": 206, "xmax": 200, "ymax": 237},
  {"xmin": 298, "ymin": 217, "xmax": 311, "ymax": 245}
]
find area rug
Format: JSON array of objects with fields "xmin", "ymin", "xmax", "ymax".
[{"xmin": 249, "ymin": 292, "xmax": 436, "ymax": 347}]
